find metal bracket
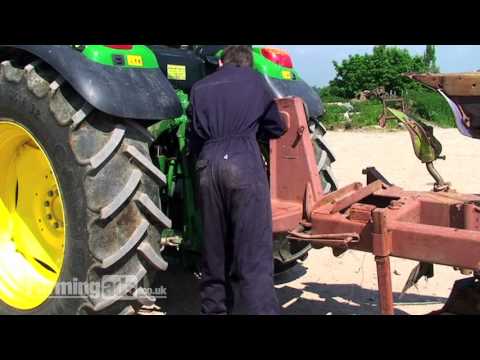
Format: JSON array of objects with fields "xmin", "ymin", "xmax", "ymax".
[{"xmin": 287, "ymin": 231, "xmax": 360, "ymax": 250}]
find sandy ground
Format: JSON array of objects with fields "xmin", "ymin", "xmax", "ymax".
[{"xmin": 151, "ymin": 128, "xmax": 480, "ymax": 315}]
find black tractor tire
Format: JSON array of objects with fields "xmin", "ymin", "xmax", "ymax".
[
  {"xmin": 0, "ymin": 57, "xmax": 171, "ymax": 315},
  {"xmin": 310, "ymin": 122, "xmax": 339, "ymax": 193}
]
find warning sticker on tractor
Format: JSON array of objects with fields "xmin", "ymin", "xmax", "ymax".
[
  {"xmin": 167, "ymin": 65, "xmax": 187, "ymax": 81},
  {"xmin": 127, "ymin": 55, "xmax": 144, "ymax": 67},
  {"xmin": 282, "ymin": 71, "xmax": 293, "ymax": 80}
]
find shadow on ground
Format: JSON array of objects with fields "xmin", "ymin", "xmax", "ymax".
[
  {"xmin": 277, "ymin": 282, "xmax": 446, "ymax": 315},
  {"xmin": 275, "ymin": 264, "xmax": 446, "ymax": 315},
  {"xmin": 153, "ymin": 263, "xmax": 446, "ymax": 315},
  {"xmin": 154, "ymin": 262, "xmax": 201, "ymax": 315}
]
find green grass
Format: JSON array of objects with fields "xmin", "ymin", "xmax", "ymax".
[
  {"xmin": 322, "ymin": 104, "xmax": 349, "ymax": 127},
  {"xmin": 321, "ymin": 87, "xmax": 456, "ymax": 130},
  {"xmin": 405, "ymin": 88, "xmax": 455, "ymax": 128},
  {"xmin": 323, "ymin": 101, "xmax": 397, "ymax": 130},
  {"xmin": 350, "ymin": 100, "xmax": 384, "ymax": 128}
]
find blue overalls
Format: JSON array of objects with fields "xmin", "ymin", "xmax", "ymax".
[{"xmin": 188, "ymin": 64, "xmax": 286, "ymax": 315}]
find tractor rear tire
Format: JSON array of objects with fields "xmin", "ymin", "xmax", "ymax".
[
  {"xmin": 0, "ymin": 57, "xmax": 171, "ymax": 315},
  {"xmin": 311, "ymin": 123, "xmax": 338, "ymax": 192}
]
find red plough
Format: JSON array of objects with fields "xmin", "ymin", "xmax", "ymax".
[{"xmin": 270, "ymin": 75, "xmax": 480, "ymax": 314}]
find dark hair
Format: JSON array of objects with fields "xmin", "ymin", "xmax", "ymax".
[{"xmin": 222, "ymin": 45, "xmax": 253, "ymax": 67}]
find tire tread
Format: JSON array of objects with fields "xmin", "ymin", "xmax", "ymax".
[{"xmin": 0, "ymin": 57, "xmax": 172, "ymax": 315}]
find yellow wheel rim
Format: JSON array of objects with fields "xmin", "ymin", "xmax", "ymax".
[{"xmin": 0, "ymin": 120, "xmax": 66, "ymax": 310}]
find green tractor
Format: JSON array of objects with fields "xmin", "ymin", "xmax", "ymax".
[{"xmin": 0, "ymin": 45, "xmax": 337, "ymax": 315}]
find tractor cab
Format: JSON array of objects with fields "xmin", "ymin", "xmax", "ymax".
[
  {"xmin": 148, "ymin": 45, "xmax": 325, "ymax": 121},
  {"xmin": 147, "ymin": 45, "xmax": 225, "ymax": 93}
]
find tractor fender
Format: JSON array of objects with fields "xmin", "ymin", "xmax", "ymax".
[
  {"xmin": 264, "ymin": 76, "xmax": 325, "ymax": 119},
  {"xmin": 1, "ymin": 45, "xmax": 182, "ymax": 121}
]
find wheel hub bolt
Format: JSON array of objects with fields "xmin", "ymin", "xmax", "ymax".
[{"xmin": 44, "ymin": 201, "xmax": 50, "ymax": 207}]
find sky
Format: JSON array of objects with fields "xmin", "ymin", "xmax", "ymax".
[{"xmin": 266, "ymin": 45, "xmax": 480, "ymax": 87}]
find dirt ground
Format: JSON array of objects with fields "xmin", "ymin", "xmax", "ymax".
[{"xmin": 151, "ymin": 128, "xmax": 480, "ymax": 315}]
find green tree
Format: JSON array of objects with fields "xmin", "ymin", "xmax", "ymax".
[
  {"xmin": 424, "ymin": 45, "xmax": 440, "ymax": 73},
  {"xmin": 328, "ymin": 46, "xmax": 428, "ymax": 99}
]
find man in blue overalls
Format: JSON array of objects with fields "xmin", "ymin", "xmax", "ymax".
[{"xmin": 188, "ymin": 46, "xmax": 287, "ymax": 315}]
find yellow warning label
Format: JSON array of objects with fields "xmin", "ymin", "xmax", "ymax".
[
  {"xmin": 167, "ymin": 64, "xmax": 187, "ymax": 81},
  {"xmin": 127, "ymin": 55, "xmax": 144, "ymax": 67},
  {"xmin": 282, "ymin": 71, "xmax": 293, "ymax": 80}
]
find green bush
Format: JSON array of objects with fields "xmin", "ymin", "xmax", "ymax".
[
  {"xmin": 328, "ymin": 46, "xmax": 428, "ymax": 99},
  {"xmin": 404, "ymin": 88, "xmax": 455, "ymax": 128},
  {"xmin": 317, "ymin": 86, "xmax": 349, "ymax": 103},
  {"xmin": 319, "ymin": 87, "xmax": 456, "ymax": 129},
  {"xmin": 315, "ymin": 45, "xmax": 454, "ymax": 128},
  {"xmin": 322, "ymin": 104, "xmax": 348, "ymax": 126},
  {"xmin": 323, "ymin": 101, "xmax": 392, "ymax": 130},
  {"xmin": 350, "ymin": 100, "xmax": 384, "ymax": 127}
]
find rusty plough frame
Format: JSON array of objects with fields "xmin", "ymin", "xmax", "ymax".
[{"xmin": 270, "ymin": 80, "xmax": 480, "ymax": 314}]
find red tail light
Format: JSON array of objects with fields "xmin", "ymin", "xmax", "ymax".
[
  {"xmin": 105, "ymin": 45, "xmax": 133, "ymax": 50},
  {"xmin": 261, "ymin": 47, "xmax": 293, "ymax": 68}
]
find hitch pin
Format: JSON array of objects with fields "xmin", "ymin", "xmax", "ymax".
[{"xmin": 292, "ymin": 126, "xmax": 305, "ymax": 148}]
